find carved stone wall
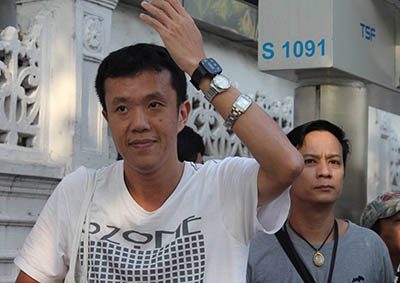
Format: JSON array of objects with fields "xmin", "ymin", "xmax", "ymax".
[
  {"xmin": 187, "ymin": 87, "xmax": 293, "ymax": 159},
  {"xmin": 73, "ymin": 0, "xmax": 118, "ymax": 169},
  {"xmin": 0, "ymin": 26, "xmax": 40, "ymax": 149}
]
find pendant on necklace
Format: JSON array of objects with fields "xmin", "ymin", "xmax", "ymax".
[{"xmin": 313, "ymin": 250, "xmax": 325, "ymax": 267}]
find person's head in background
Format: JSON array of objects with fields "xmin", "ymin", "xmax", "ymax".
[
  {"xmin": 361, "ymin": 191, "xmax": 400, "ymax": 272},
  {"xmin": 286, "ymin": 119, "xmax": 350, "ymax": 207},
  {"xmin": 178, "ymin": 126, "xmax": 205, "ymax": 163}
]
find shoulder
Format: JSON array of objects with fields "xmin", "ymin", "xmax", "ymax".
[
  {"xmin": 248, "ymin": 231, "xmax": 285, "ymax": 268},
  {"xmin": 345, "ymin": 221, "xmax": 387, "ymax": 248},
  {"xmin": 346, "ymin": 221, "xmax": 377, "ymax": 236},
  {"xmin": 202, "ymin": 157, "xmax": 258, "ymax": 172},
  {"xmin": 249, "ymin": 231, "xmax": 280, "ymax": 255},
  {"xmin": 251, "ymin": 230, "xmax": 277, "ymax": 246},
  {"xmin": 183, "ymin": 157, "xmax": 258, "ymax": 176},
  {"xmin": 57, "ymin": 161, "xmax": 121, "ymax": 197}
]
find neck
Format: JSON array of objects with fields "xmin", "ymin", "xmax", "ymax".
[
  {"xmin": 391, "ymin": 255, "xmax": 400, "ymax": 274},
  {"xmin": 123, "ymin": 159, "xmax": 184, "ymax": 212},
  {"xmin": 288, "ymin": 200, "xmax": 336, "ymax": 244}
]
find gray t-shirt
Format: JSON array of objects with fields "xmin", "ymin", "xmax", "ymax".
[{"xmin": 247, "ymin": 221, "xmax": 395, "ymax": 283}]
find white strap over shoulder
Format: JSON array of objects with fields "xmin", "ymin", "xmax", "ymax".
[{"xmin": 65, "ymin": 168, "xmax": 97, "ymax": 283}]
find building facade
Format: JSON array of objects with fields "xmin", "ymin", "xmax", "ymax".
[{"xmin": 0, "ymin": 0, "xmax": 298, "ymax": 280}]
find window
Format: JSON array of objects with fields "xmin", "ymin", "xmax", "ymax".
[{"xmin": 182, "ymin": 0, "xmax": 258, "ymax": 42}]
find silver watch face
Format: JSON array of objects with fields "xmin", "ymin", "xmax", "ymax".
[
  {"xmin": 235, "ymin": 94, "xmax": 252, "ymax": 111},
  {"xmin": 213, "ymin": 75, "xmax": 231, "ymax": 91}
]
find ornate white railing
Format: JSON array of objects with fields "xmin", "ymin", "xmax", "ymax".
[
  {"xmin": 0, "ymin": 25, "xmax": 41, "ymax": 149},
  {"xmin": 187, "ymin": 87, "xmax": 293, "ymax": 159}
]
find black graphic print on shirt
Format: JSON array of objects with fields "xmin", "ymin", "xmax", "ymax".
[{"xmin": 78, "ymin": 216, "xmax": 206, "ymax": 282}]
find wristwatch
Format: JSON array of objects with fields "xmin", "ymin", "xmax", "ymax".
[
  {"xmin": 204, "ymin": 74, "xmax": 232, "ymax": 102},
  {"xmin": 224, "ymin": 94, "xmax": 253, "ymax": 130},
  {"xmin": 190, "ymin": 58, "xmax": 222, "ymax": 90}
]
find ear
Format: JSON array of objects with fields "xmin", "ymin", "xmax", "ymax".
[
  {"xmin": 102, "ymin": 110, "xmax": 109, "ymax": 122},
  {"xmin": 177, "ymin": 100, "xmax": 191, "ymax": 133}
]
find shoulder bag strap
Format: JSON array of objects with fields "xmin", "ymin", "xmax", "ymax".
[
  {"xmin": 65, "ymin": 168, "xmax": 97, "ymax": 283},
  {"xmin": 275, "ymin": 227, "xmax": 316, "ymax": 283}
]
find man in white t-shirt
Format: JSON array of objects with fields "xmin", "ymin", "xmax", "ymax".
[{"xmin": 14, "ymin": 0, "xmax": 303, "ymax": 282}]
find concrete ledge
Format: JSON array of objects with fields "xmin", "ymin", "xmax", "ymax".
[{"xmin": 0, "ymin": 215, "xmax": 36, "ymax": 227}]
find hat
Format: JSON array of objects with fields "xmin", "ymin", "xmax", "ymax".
[{"xmin": 360, "ymin": 191, "xmax": 400, "ymax": 228}]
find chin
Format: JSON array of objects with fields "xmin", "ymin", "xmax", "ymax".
[
  {"xmin": 124, "ymin": 158, "xmax": 162, "ymax": 174},
  {"xmin": 316, "ymin": 195, "xmax": 339, "ymax": 205}
]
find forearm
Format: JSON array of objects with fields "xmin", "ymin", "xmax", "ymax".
[{"xmin": 197, "ymin": 77, "xmax": 303, "ymax": 201}]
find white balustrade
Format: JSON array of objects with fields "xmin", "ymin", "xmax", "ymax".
[{"xmin": 0, "ymin": 25, "xmax": 41, "ymax": 149}]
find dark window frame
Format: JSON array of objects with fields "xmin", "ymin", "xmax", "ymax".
[{"xmin": 239, "ymin": 0, "xmax": 258, "ymax": 7}]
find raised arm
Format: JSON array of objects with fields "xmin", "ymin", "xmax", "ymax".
[{"xmin": 140, "ymin": 0, "xmax": 303, "ymax": 207}]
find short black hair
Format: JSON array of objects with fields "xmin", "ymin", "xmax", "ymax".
[
  {"xmin": 95, "ymin": 43, "xmax": 187, "ymax": 112},
  {"xmin": 178, "ymin": 126, "xmax": 205, "ymax": 162},
  {"xmin": 287, "ymin": 120, "xmax": 350, "ymax": 168}
]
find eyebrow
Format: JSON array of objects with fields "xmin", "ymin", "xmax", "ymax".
[
  {"xmin": 145, "ymin": 92, "xmax": 167, "ymax": 102},
  {"xmin": 303, "ymin": 153, "xmax": 342, "ymax": 159},
  {"xmin": 110, "ymin": 96, "xmax": 129, "ymax": 106},
  {"xmin": 110, "ymin": 92, "xmax": 167, "ymax": 106}
]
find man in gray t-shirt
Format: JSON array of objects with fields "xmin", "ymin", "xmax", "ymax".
[
  {"xmin": 247, "ymin": 222, "xmax": 393, "ymax": 282},
  {"xmin": 247, "ymin": 120, "xmax": 394, "ymax": 283}
]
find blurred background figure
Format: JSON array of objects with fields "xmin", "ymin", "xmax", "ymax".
[
  {"xmin": 178, "ymin": 126, "xmax": 205, "ymax": 163},
  {"xmin": 361, "ymin": 192, "xmax": 400, "ymax": 279}
]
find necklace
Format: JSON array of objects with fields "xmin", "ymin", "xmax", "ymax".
[
  {"xmin": 279, "ymin": 220, "xmax": 339, "ymax": 283},
  {"xmin": 289, "ymin": 220, "xmax": 336, "ymax": 267}
]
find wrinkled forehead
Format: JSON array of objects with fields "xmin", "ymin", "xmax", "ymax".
[{"xmin": 300, "ymin": 130, "xmax": 343, "ymax": 157}]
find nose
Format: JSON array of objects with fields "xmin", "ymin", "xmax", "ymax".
[
  {"xmin": 317, "ymin": 160, "xmax": 332, "ymax": 178},
  {"xmin": 129, "ymin": 109, "xmax": 151, "ymax": 133}
]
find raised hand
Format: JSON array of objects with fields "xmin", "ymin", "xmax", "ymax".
[{"xmin": 140, "ymin": 0, "xmax": 206, "ymax": 76}]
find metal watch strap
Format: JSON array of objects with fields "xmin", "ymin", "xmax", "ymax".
[
  {"xmin": 204, "ymin": 87, "xmax": 219, "ymax": 102},
  {"xmin": 224, "ymin": 94, "xmax": 253, "ymax": 130},
  {"xmin": 204, "ymin": 74, "xmax": 232, "ymax": 103}
]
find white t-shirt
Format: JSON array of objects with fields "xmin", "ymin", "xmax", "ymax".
[{"xmin": 15, "ymin": 157, "xmax": 290, "ymax": 283}]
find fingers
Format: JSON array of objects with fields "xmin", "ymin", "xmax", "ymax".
[
  {"xmin": 141, "ymin": 0, "xmax": 183, "ymax": 26},
  {"xmin": 139, "ymin": 12, "xmax": 168, "ymax": 35},
  {"xmin": 165, "ymin": 0, "xmax": 187, "ymax": 15},
  {"xmin": 139, "ymin": 0, "xmax": 206, "ymax": 74},
  {"xmin": 141, "ymin": 1, "xmax": 173, "ymax": 29}
]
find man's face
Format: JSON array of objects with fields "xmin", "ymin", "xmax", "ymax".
[
  {"xmin": 102, "ymin": 70, "xmax": 189, "ymax": 174},
  {"xmin": 379, "ymin": 211, "xmax": 400, "ymax": 259},
  {"xmin": 291, "ymin": 130, "xmax": 344, "ymax": 205}
]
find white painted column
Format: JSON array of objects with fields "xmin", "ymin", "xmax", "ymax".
[{"xmin": 72, "ymin": 0, "xmax": 119, "ymax": 170}]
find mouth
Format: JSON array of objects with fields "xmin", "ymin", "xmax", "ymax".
[
  {"xmin": 315, "ymin": 185, "xmax": 334, "ymax": 190},
  {"xmin": 128, "ymin": 139, "xmax": 156, "ymax": 148}
]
